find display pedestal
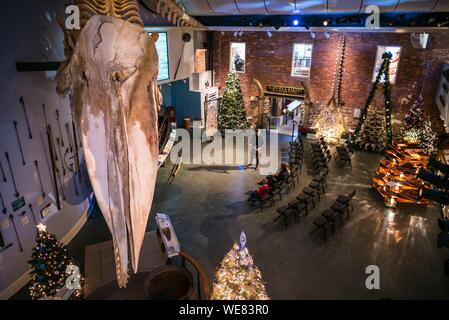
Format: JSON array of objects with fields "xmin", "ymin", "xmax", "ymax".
[{"xmin": 372, "ymin": 142, "xmax": 430, "ymax": 207}]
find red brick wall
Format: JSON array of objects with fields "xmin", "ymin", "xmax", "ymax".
[{"xmin": 212, "ymin": 31, "xmax": 449, "ymax": 134}]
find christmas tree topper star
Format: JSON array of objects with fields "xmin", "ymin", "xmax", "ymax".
[{"xmin": 36, "ymin": 223, "xmax": 47, "ymax": 232}]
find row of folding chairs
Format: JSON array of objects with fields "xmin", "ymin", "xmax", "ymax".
[
  {"xmin": 335, "ymin": 142, "xmax": 354, "ymax": 167},
  {"xmin": 273, "ymin": 169, "xmax": 329, "ymax": 230},
  {"xmin": 309, "ymin": 190, "xmax": 357, "ymax": 242},
  {"xmin": 310, "ymin": 138, "xmax": 332, "ymax": 172},
  {"xmin": 289, "ymin": 137, "xmax": 304, "ymax": 172}
]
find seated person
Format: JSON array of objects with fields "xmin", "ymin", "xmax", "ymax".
[
  {"xmin": 248, "ymin": 179, "xmax": 270, "ymax": 202},
  {"xmin": 275, "ymin": 162, "xmax": 291, "ymax": 183}
]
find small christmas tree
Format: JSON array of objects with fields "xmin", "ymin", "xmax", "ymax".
[
  {"xmin": 356, "ymin": 109, "xmax": 387, "ymax": 152},
  {"xmin": 211, "ymin": 232, "xmax": 269, "ymax": 300},
  {"xmin": 399, "ymin": 95, "xmax": 438, "ymax": 156},
  {"xmin": 218, "ymin": 73, "xmax": 248, "ymax": 130},
  {"xmin": 29, "ymin": 223, "xmax": 80, "ymax": 299}
]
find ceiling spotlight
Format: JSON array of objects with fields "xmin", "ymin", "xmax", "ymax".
[
  {"xmin": 323, "ymin": 20, "xmax": 328, "ymax": 26},
  {"xmin": 324, "ymin": 31, "xmax": 330, "ymax": 38},
  {"xmin": 238, "ymin": 30, "xmax": 244, "ymax": 36},
  {"xmin": 266, "ymin": 31, "xmax": 272, "ymax": 38},
  {"xmin": 221, "ymin": 31, "xmax": 225, "ymax": 36},
  {"xmin": 293, "ymin": 19, "xmax": 299, "ymax": 26},
  {"xmin": 310, "ymin": 32, "xmax": 316, "ymax": 39},
  {"xmin": 234, "ymin": 31, "xmax": 238, "ymax": 37}
]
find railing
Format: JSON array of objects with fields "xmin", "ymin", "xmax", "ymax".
[{"xmin": 179, "ymin": 251, "xmax": 210, "ymax": 300}]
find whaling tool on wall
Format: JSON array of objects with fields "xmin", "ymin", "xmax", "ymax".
[
  {"xmin": 0, "ymin": 160, "xmax": 6, "ymax": 182},
  {"xmin": 0, "ymin": 229, "xmax": 5, "ymax": 248},
  {"xmin": 13, "ymin": 121, "xmax": 26, "ymax": 165},
  {"xmin": 56, "ymin": 110, "xmax": 65, "ymax": 147},
  {"xmin": 9, "ymin": 215, "xmax": 23, "ymax": 252},
  {"xmin": 43, "ymin": 104, "xmax": 58, "ymax": 162},
  {"xmin": 72, "ymin": 120, "xmax": 81, "ymax": 175},
  {"xmin": 19, "ymin": 97, "xmax": 32, "ymax": 139},
  {"xmin": 56, "ymin": 138, "xmax": 66, "ymax": 176},
  {"xmin": 65, "ymin": 123, "xmax": 73, "ymax": 153},
  {"xmin": 28, "ymin": 204, "xmax": 38, "ymax": 225},
  {"xmin": 5, "ymin": 152, "xmax": 19, "ymax": 197},
  {"xmin": 0, "ymin": 192, "xmax": 7, "ymax": 214},
  {"xmin": 46, "ymin": 125, "xmax": 61, "ymax": 210},
  {"xmin": 34, "ymin": 160, "xmax": 45, "ymax": 198}
]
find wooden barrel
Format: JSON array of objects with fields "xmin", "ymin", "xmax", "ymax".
[{"xmin": 144, "ymin": 265, "xmax": 194, "ymax": 300}]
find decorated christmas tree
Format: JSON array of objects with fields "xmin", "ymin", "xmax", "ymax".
[
  {"xmin": 399, "ymin": 95, "xmax": 437, "ymax": 156},
  {"xmin": 218, "ymin": 73, "xmax": 248, "ymax": 130},
  {"xmin": 29, "ymin": 223, "xmax": 81, "ymax": 299},
  {"xmin": 351, "ymin": 51, "xmax": 393, "ymax": 151},
  {"xmin": 211, "ymin": 232, "xmax": 269, "ymax": 300},
  {"xmin": 356, "ymin": 109, "xmax": 388, "ymax": 152}
]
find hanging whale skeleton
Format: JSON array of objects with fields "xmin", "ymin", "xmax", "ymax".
[{"xmin": 56, "ymin": 0, "xmax": 202, "ymax": 288}]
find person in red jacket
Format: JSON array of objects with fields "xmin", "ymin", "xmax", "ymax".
[{"xmin": 248, "ymin": 179, "xmax": 270, "ymax": 202}]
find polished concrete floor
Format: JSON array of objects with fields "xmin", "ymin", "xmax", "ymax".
[{"xmin": 13, "ymin": 134, "xmax": 449, "ymax": 299}]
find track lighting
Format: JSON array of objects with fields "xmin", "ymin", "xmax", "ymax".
[
  {"xmin": 234, "ymin": 31, "xmax": 238, "ymax": 37},
  {"xmin": 238, "ymin": 30, "xmax": 244, "ymax": 37},
  {"xmin": 310, "ymin": 32, "xmax": 316, "ymax": 39},
  {"xmin": 266, "ymin": 31, "xmax": 272, "ymax": 38},
  {"xmin": 324, "ymin": 32, "xmax": 330, "ymax": 38}
]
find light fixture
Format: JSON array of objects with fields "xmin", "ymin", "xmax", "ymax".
[
  {"xmin": 234, "ymin": 31, "xmax": 238, "ymax": 37},
  {"xmin": 310, "ymin": 32, "xmax": 316, "ymax": 39},
  {"xmin": 293, "ymin": 19, "xmax": 299, "ymax": 26},
  {"xmin": 238, "ymin": 30, "xmax": 244, "ymax": 37},
  {"xmin": 323, "ymin": 20, "xmax": 328, "ymax": 26},
  {"xmin": 324, "ymin": 31, "xmax": 330, "ymax": 38},
  {"xmin": 266, "ymin": 31, "xmax": 272, "ymax": 38}
]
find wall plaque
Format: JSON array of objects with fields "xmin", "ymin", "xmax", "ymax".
[{"xmin": 11, "ymin": 196, "xmax": 26, "ymax": 212}]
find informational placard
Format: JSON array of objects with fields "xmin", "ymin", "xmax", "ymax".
[
  {"xmin": 11, "ymin": 196, "xmax": 26, "ymax": 212},
  {"xmin": 155, "ymin": 213, "xmax": 180, "ymax": 258},
  {"xmin": 40, "ymin": 203, "xmax": 58, "ymax": 219}
]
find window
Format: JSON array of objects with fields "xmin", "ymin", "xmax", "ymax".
[
  {"xmin": 230, "ymin": 42, "xmax": 246, "ymax": 73},
  {"xmin": 372, "ymin": 46, "xmax": 401, "ymax": 84},
  {"xmin": 291, "ymin": 44, "xmax": 313, "ymax": 77},
  {"xmin": 151, "ymin": 32, "xmax": 170, "ymax": 81}
]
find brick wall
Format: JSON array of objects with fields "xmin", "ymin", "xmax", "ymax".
[{"xmin": 212, "ymin": 31, "xmax": 449, "ymax": 134}]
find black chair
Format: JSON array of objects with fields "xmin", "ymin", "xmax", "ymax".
[
  {"xmin": 274, "ymin": 205, "xmax": 298, "ymax": 230},
  {"xmin": 322, "ymin": 208, "xmax": 339, "ymax": 223},
  {"xmin": 309, "ymin": 180, "xmax": 325, "ymax": 196},
  {"xmin": 269, "ymin": 185, "xmax": 282, "ymax": 202},
  {"xmin": 310, "ymin": 216, "xmax": 334, "ymax": 242},
  {"xmin": 286, "ymin": 176, "xmax": 296, "ymax": 192},
  {"xmin": 303, "ymin": 186, "xmax": 320, "ymax": 202},
  {"xmin": 256, "ymin": 192, "xmax": 274, "ymax": 211},
  {"xmin": 288, "ymin": 200, "xmax": 308, "ymax": 217},
  {"xmin": 337, "ymin": 190, "xmax": 357, "ymax": 212},
  {"xmin": 330, "ymin": 201, "xmax": 350, "ymax": 223},
  {"xmin": 296, "ymin": 193, "xmax": 315, "ymax": 209},
  {"xmin": 291, "ymin": 169, "xmax": 300, "ymax": 183}
]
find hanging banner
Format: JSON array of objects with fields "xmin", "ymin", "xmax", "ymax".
[{"xmin": 205, "ymin": 92, "xmax": 219, "ymax": 140}]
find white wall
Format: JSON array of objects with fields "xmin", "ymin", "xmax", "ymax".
[{"xmin": 0, "ymin": 0, "xmax": 91, "ymax": 299}]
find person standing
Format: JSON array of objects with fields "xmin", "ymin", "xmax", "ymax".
[{"xmin": 248, "ymin": 127, "xmax": 264, "ymax": 170}]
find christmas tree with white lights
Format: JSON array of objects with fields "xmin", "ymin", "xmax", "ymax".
[
  {"xmin": 399, "ymin": 95, "xmax": 437, "ymax": 156},
  {"xmin": 211, "ymin": 232, "xmax": 269, "ymax": 300},
  {"xmin": 28, "ymin": 223, "xmax": 81, "ymax": 299},
  {"xmin": 218, "ymin": 73, "xmax": 248, "ymax": 130}
]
